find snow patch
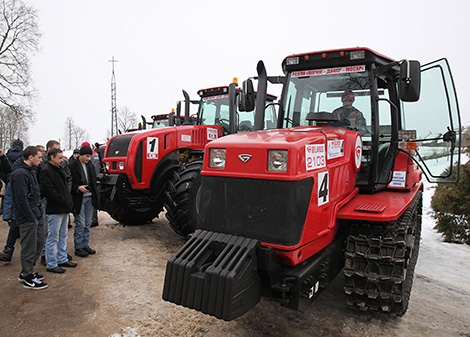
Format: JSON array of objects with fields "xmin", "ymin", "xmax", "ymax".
[{"xmin": 415, "ymin": 180, "xmax": 470, "ymax": 293}]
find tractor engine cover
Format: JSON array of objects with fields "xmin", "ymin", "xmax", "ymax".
[{"xmin": 162, "ymin": 230, "xmax": 261, "ymax": 321}]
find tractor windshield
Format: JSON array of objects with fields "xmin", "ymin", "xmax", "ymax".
[
  {"xmin": 282, "ymin": 67, "xmax": 373, "ymax": 137},
  {"xmin": 199, "ymin": 95, "xmax": 231, "ymax": 129},
  {"xmin": 199, "ymin": 94, "xmax": 277, "ymax": 133},
  {"xmin": 152, "ymin": 120, "xmax": 169, "ymax": 128}
]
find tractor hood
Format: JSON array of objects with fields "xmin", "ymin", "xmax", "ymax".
[{"xmin": 203, "ymin": 126, "xmax": 362, "ymax": 180}]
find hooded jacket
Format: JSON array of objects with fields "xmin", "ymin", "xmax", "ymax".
[
  {"xmin": 6, "ymin": 146, "xmax": 23, "ymax": 166},
  {"xmin": 10, "ymin": 159, "xmax": 41, "ymax": 224}
]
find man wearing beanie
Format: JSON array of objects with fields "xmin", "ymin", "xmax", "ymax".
[{"xmin": 69, "ymin": 145, "xmax": 100, "ymax": 257}]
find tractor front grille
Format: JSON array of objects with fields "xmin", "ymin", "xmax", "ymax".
[{"xmin": 197, "ymin": 176, "xmax": 313, "ymax": 246}]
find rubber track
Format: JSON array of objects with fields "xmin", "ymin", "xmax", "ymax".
[{"xmin": 343, "ymin": 191, "xmax": 422, "ymax": 315}]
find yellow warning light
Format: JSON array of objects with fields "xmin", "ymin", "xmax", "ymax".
[
  {"xmin": 322, "ymin": 53, "xmax": 327, "ymax": 58},
  {"xmin": 232, "ymin": 77, "xmax": 238, "ymax": 84},
  {"xmin": 171, "ymin": 108, "xmax": 175, "ymax": 113},
  {"xmin": 407, "ymin": 142, "xmax": 418, "ymax": 150}
]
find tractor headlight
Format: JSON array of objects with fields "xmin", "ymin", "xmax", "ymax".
[
  {"xmin": 210, "ymin": 148, "xmax": 226, "ymax": 168},
  {"xmin": 105, "ymin": 162, "xmax": 110, "ymax": 170},
  {"xmin": 118, "ymin": 161, "xmax": 125, "ymax": 171},
  {"xmin": 268, "ymin": 150, "xmax": 288, "ymax": 172}
]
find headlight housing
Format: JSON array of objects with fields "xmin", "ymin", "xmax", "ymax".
[
  {"xmin": 268, "ymin": 150, "xmax": 288, "ymax": 172},
  {"xmin": 105, "ymin": 162, "xmax": 110, "ymax": 170},
  {"xmin": 118, "ymin": 161, "xmax": 124, "ymax": 171},
  {"xmin": 210, "ymin": 148, "xmax": 226, "ymax": 168}
]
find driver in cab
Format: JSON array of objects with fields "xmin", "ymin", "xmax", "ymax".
[{"xmin": 333, "ymin": 90, "xmax": 367, "ymax": 135}]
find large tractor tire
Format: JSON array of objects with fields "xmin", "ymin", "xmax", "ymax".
[
  {"xmin": 343, "ymin": 191, "xmax": 422, "ymax": 315},
  {"xmin": 164, "ymin": 159, "xmax": 203, "ymax": 237}
]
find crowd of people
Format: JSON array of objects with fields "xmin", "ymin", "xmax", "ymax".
[{"xmin": 0, "ymin": 139, "xmax": 100, "ymax": 290}]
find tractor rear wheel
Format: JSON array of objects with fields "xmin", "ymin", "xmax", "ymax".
[
  {"xmin": 343, "ymin": 191, "xmax": 422, "ymax": 315},
  {"xmin": 164, "ymin": 159, "xmax": 203, "ymax": 237}
]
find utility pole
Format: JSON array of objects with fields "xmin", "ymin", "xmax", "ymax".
[{"xmin": 109, "ymin": 56, "xmax": 118, "ymax": 137}]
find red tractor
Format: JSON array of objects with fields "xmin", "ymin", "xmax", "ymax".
[
  {"xmin": 97, "ymin": 80, "xmax": 277, "ymax": 228},
  {"xmin": 162, "ymin": 47, "xmax": 462, "ymax": 320}
]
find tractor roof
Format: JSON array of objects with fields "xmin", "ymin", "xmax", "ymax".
[{"xmin": 282, "ymin": 47, "xmax": 396, "ymax": 74}]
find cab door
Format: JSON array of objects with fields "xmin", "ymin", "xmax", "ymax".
[{"xmin": 402, "ymin": 58, "xmax": 461, "ymax": 183}]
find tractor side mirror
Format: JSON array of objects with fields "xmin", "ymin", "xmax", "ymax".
[
  {"xmin": 239, "ymin": 79, "xmax": 255, "ymax": 112},
  {"xmin": 399, "ymin": 60, "xmax": 421, "ymax": 102}
]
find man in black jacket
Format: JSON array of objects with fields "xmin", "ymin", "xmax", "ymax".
[
  {"xmin": 40, "ymin": 148, "xmax": 77, "ymax": 273},
  {"xmin": 10, "ymin": 146, "xmax": 47, "ymax": 289},
  {"xmin": 6, "ymin": 139, "xmax": 24, "ymax": 165},
  {"xmin": 69, "ymin": 145, "xmax": 99, "ymax": 257}
]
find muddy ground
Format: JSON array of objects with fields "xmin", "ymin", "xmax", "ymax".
[{"xmin": 0, "ymin": 211, "xmax": 469, "ymax": 337}]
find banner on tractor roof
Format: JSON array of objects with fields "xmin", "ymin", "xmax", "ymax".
[
  {"xmin": 202, "ymin": 94, "xmax": 229, "ymax": 101},
  {"xmin": 291, "ymin": 65, "xmax": 365, "ymax": 78}
]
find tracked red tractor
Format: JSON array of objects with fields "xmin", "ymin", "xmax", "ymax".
[
  {"xmin": 162, "ymin": 47, "xmax": 461, "ymax": 320},
  {"xmin": 97, "ymin": 80, "xmax": 277, "ymax": 228}
]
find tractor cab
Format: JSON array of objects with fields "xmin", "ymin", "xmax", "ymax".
[
  {"xmin": 151, "ymin": 114, "xmax": 171, "ymax": 128},
  {"xmin": 250, "ymin": 48, "xmax": 460, "ymax": 192},
  {"xmin": 197, "ymin": 82, "xmax": 277, "ymax": 135}
]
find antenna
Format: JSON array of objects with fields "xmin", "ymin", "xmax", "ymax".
[{"xmin": 109, "ymin": 56, "xmax": 118, "ymax": 137}]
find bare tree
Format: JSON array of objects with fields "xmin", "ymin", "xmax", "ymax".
[
  {"xmin": 0, "ymin": 0, "xmax": 41, "ymax": 114},
  {"xmin": 0, "ymin": 105, "xmax": 32, "ymax": 150},
  {"xmin": 63, "ymin": 117, "xmax": 89, "ymax": 150},
  {"xmin": 117, "ymin": 106, "xmax": 138, "ymax": 133}
]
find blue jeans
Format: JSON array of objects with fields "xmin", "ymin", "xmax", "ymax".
[
  {"xmin": 74, "ymin": 196, "xmax": 92, "ymax": 250},
  {"xmin": 45, "ymin": 213, "xmax": 69, "ymax": 268}
]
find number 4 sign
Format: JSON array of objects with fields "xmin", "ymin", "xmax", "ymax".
[
  {"xmin": 147, "ymin": 137, "xmax": 158, "ymax": 159},
  {"xmin": 318, "ymin": 171, "xmax": 329, "ymax": 206}
]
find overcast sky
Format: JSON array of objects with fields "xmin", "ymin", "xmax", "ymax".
[{"xmin": 27, "ymin": 0, "xmax": 470, "ymax": 148}]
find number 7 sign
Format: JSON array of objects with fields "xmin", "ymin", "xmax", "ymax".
[{"xmin": 147, "ymin": 137, "xmax": 159, "ymax": 159}]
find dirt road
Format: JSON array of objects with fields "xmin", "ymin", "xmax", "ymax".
[{"xmin": 0, "ymin": 212, "xmax": 469, "ymax": 337}]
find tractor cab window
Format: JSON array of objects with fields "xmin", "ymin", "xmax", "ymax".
[
  {"xmin": 199, "ymin": 95, "xmax": 231, "ymax": 132},
  {"xmin": 238, "ymin": 102, "xmax": 278, "ymax": 132},
  {"xmin": 200, "ymin": 94, "xmax": 278, "ymax": 133},
  {"xmin": 152, "ymin": 120, "xmax": 169, "ymax": 128},
  {"xmin": 283, "ymin": 68, "xmax": 372, "ymax": 137}
]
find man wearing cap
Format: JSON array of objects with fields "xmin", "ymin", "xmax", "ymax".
[
  {"xmin": 68, "ymin": 149, "xmax": 80, "ymax": 166},
  {"xmin": 333, "ymin": 90, "xmax": 367, "ymax": 135},
  {"xmin": 69, "ymin": 145, "xmax": 99, "ymax": 257}
]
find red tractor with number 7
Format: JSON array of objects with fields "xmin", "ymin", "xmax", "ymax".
[{"xmin": 163, "ymin": 47, "xmax": 462, "ymax": 320}]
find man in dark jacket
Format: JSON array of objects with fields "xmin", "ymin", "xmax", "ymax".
[
  {"xmin": 69, "ymin": 145, "xmax": 99, "ymax": 257},
  {"xmin": 6, "ymin": 139, "xmax": 24, "ymax": 165},
  {"xmin": 10, "ymin": 146, "xmax": 47, "ymax": 289},
  {"xmin": 39, "ymin": 148, "xmax": 77, "ymax": 273}
]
